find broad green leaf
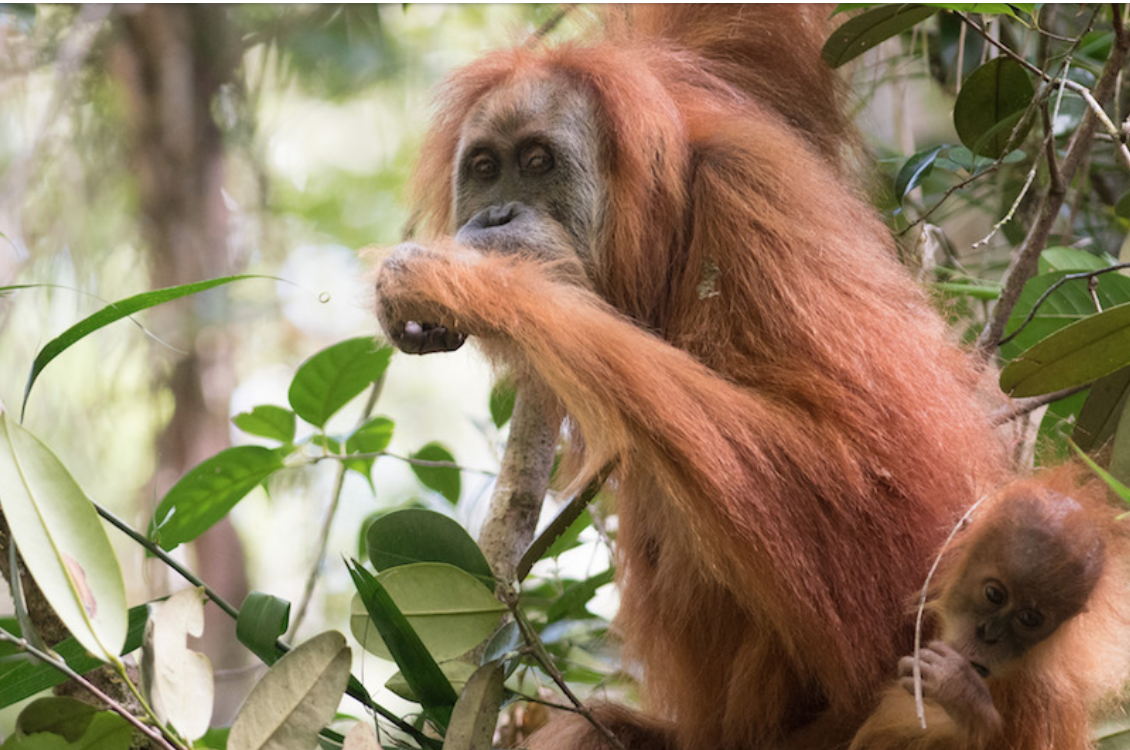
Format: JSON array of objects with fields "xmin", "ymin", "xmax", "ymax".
[
  {"xmin": 0, "ymin": 606, "xmax": 148, "ymax": 709},
  {"xmin": 232, "ymin": 407, "xmax": 296, "ymax": 444},
  {"xmin": 346, "ymin": 561, "xmax": 457, "ymax": 729},
  {"xmin": 546, "ymin": 569, "xmax": 616, "ymax": 623},
  {"xmin": 894, "ymin": 145, "xmax": 944, "ymax": 203},
  {"xmin": 385, "ymin": 661, "xmax": 477, "ymax": 703},
  {"xmin": 4, "ymin": 702, "xmax": 131, "ymax": 750},
  {"xmin": 1000, "ymin": 302, "xmax": 1130, "ymax": 397},
  {"xmin": 822, "ymin": 4, "xmax": 939, "ymax": 68},
  {"xmin": 344, "ymin": 417, "xmax": 394, "ymax": 482},
  {"xmin": 489, "ymin": 381, "xmax": 516, "ymax": 429},
  {"xmin": 22, "ymin": 276, "xmax": 270, "ymax": 419},
  {"xmin": 288, "ymin": 338, "xmax": 393, "ymax": 429},
  {"xmin": 0, "ymin": 414, "xmax": 126, "ymax": 662},
  {"xmin": 410, "ymin": 443, "xmax": 460, "ymax": 504},
  {"xmin": 236, "ymin": 592, "xmax": 291, "ymax": 666},
  {"xmin": 150, "ymin": 446, "xmax": 284, "ymax": 551},
  {"xmin": 228, "ymin": 631, "xmax": 351, "ymax": 750},
  {"xmin": 1074, "ymin": 368, "xmax": 1130, "ymax": 453},
  {"xmin": 1034, "ymin": 388, "xmax": 1090, "ymax": 466},
  {"xmin": 350, "ymin": 562, "xmax": 505, "ymax": 663},
  {"xmin": 954, "ymin": 58, "xmax": 1034, "ymax": 158},
  {"xmin": 441, "ymin": 663, "xmax": 505, "ymax": 750},
  {"xmin": 141, "ymin": 588, "xmax": 213, "ymax": 741},
  {"xmin": 1000, "ymin": 271, "xmax": 1130, "ymax": 359},
  {"xmin": 1039, "ymin": 247, "xmax": 1110, "ymax": 274},
  {"xmin": 366, "ymin": 509, "xmax": 494, "ymax": 589}
]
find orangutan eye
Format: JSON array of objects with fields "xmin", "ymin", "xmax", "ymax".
[
  {"xmin": 1016, "ymin": 609, "xmax": 1044, "ymax": 629},
  {"xmin": 469, "ymin": 152, "xmax": 499, "ymax": 180},
  {"xmin": 521, "ymin": 144, "xmax": 554, "ymax": 175},
  {"xmin": 984, "ymin": 582, "xmax": 1006, "ymax": 605}
]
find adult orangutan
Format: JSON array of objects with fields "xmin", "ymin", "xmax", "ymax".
[
  {"xmin": 850, "ymin": 465, "xmax": 1130, "ymax": 750},
  {"xmin": 375, "ymin": 5, "xmax": 1007, "ymax": 749}
]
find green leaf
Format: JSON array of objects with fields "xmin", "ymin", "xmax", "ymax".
[
  {"xmin": 366, "ymin": 509, "xmax": 494, "ymax": 590},
  {"xmin": 150, "ymin": 446, "xmax": 284, "ymax": 551},
  {"xmin": 237, "ymin": 592, "xmax": 292, "ymax": 666},
  {"xmin": 954, "ymin": 58, "xmax": 1034, "ymax": 158},
  {"xmin": 385, "ymin": 661, "xmax": 478, "ymax": 703},
  {"xmin": 822, "ymin": 4, "xmax": 939, "ymax": 68},
  {"xmin": 1115, "ymin": 191, "xmax": 1130, "ymax": 220},
  {"xmin": 344, "ymin": 416, "xmax": 395, "ymax": 482},
  {"xmin": 0, "ymin": 606, "xmax": 148, "ymax": 709},
  {"xmin": 5, "ymin": 701, "xmax": 132, "ymax": 750},
  {"xmin": 232, "ymin": 407, "xmax": 297, "ymax": 444},
  {"xmin": 140, "ymin": 588, "xmax": 213, "ymax": 741},
  {"xmin": 1071, "ymin": 442, "xmax": 1130, "ymax": 508},
  {"xmin": 1038, "ymin": 247, "xmax": 1110, "ymax": 274},
  {"xmin": 489, "ymin": 381, "xmax": 516, "ymax": 429},
  {"xmin": 22, "ymin": 276, "xmax": 270, "ymax": 420},
  {"xmin": 228, "ymin": 631, "xmax": 352, "ymax": 750},
  {"xmin": 931, "ymin": 281, "xmax": 1002, "ymax": 300},
  {"xmin": 346, "ymin": 561, "xmax": 458, "ymax": 729},
  {"xmin": 288, "ymin": 338, "xmax": 393, "ymax": 429},
  {"xmin": 410, "ymin": 443, "xmax": 461, "ymax": 504},
  {"xmin": 895, "ymin": 145, "xmax": 944, "ymax": 203},
  {"xmin": 1000, "ymin": 271, "xmax": 1130, "ymax": 359},
  {"xmin": 1074, "ymin": 368, "xmax": 1130, "ymax": 453},
  {"xmin": 1000, "ymin": 302, "xmax": 1130, "ymax": 397},
  {"xmin": 350, "ymin": 562, "xmax": 506, "ymax": 663},
  {"xmin": 441, "ymin": 662, "xmax": 505, "ymax": 750},
  {"xmin": 0, "ymin": 414, "xmax": 127, "ymax": 662},
  {"xmin": 546, "ymin": 569, "xmax": 616, "ymax": 623}
]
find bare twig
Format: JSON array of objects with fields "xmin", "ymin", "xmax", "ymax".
[
  {"xmin": 997, "ymin": 262, "xmax": 1130, "ymax": 347},
  {"xmin": 0, "ymin": 628, "xmax": 181, "ymax": 750},
  {"xmin": 975, "ymin": 11, "xmax": 1130, "ymax": 357},
  {"xmin": 910, "ymin": 494, "xmax": 990, "ymax": 729},
  {"xmin": 291, "ymin": 378, "xmax": 385, "ymax": 639},
  {"xmin": 503, "ymin": 589, "xmax": 628, "ymax": 750},
  {"xmin": 990, "ymin": 386, "xmax": 1089, "ymax": 425}
]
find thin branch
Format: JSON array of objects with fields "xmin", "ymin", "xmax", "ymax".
[
  {"xmin": 910, "ymin": 494, "xmax": 991, "ymax": 729},
  {"xmin": 975, "ymin": 11, "xmax": 1130, "ymax": 357},
  {"xmin": 0, "ymin": 628, "xmax": 180, "ymax": 750},
  {"xmin": 307, "ymin": 450, "xmax": 498, "ymax": 477},
  {"xmin": 997, "ymin": 262, "xmax": 1130, "ymax": 347},
  {"xmin": 503, "ymin": 590, "xmax": 628, "ymax": 750},
  {"xmin": 291, "ymin": 378, "xmax": 385, "ymax": 639},
  {"xmin": 991, "ymin": 386, "xmax": 1089, "ymax": 426},
  {"xmin": 525, "ymin": 4, "xmax": 575, "ymax": 48}
]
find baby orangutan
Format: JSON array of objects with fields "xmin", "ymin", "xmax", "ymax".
[{"xmin": 850, "ymin": 466, "xmax": 1130, "ymax": 750}]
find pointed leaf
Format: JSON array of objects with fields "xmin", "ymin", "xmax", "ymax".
[
  {"xmin": 351, "ymin": 562, "xmax": 505, "ymax": 663},
  {"xmin": 150, "ymin": 446, "xmax": 284, "ymax": 551},
  {"xmin": 409, "ymin": 443, "xmax": 460, "ymax": 504},
  {"xmin": 0, "ymin": 606, "xmax": 148, "ymax": 709},
  {"xmin": 346, "ymin": 561, "xmax": 457, "ymax": 728},
  {"xmin": 233, "ymin": 407, "xmax": 296, "ymax": 444},
  {"xmin": 546, "ymin": 568, "xmax": 615, "ymax": 623},
  {"xmin": 141, "ymin": 588, "xmax": 213, "ymax": 741},
  {"xmin": 22, "ymin": 276, "xmax": 270, "ymax": 419},
  {"xmin": 895, "ymin": 145, "xmax": 944, "ymax": 204},
  {"xmin": 8, "ymin": 702, "xmax": 132, "ymax": 750},
  {"xmin": 228, "ymin": 631, "xmax": 351, "ymax": 750},
  {"xmin": 288, "ymin": 338, "xmax": 393, "ymax": 429},
  {"xmin": 385, "ymin": 661, "xmax": 478, "ymax": 703},
  {"xmin": 822, "ymin": 4, "xmax": 939, "ymax": 68},
  {"xmin": 1074, "ymin": 368, "xmax": 1130, "ymax": 453},
  {"xmin": 441, "ymin": 663, "xmax": 505, "ymax": 750},
  {"xmin": 489, "ymin": 381, "xmax": 516, "ymax": 429},
  {"xmin": 344, "ymin": 417, "xmax": 394, "ymax": 481},
  {"xmin": 236, "ymin": 592, "xmax": 291, "ymax": 667},
  {"xmin": 1001, "ymin": 302, "xmax": 1130, "ymax": 397},
  {"xmin": 0, "ymin": 414, "xmax": 126, "ymax": 662},
  {"xmin": 366, "ymin": 509, "xmax": 494, "ymax": 589},
  {"xmin": 954, "ymin": 58, "xmax": 1034, "ymax": 158}
]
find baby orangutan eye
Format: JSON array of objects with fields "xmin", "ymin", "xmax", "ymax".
[
  {"xmin": 984, "ymin": 582, "xmax": 1006, "ymax": 606},
  {"xmin": 1016, "ymin": 609, "xmax": 1044, "ymax": 629}
]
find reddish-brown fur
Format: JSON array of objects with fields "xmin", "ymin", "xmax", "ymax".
[
  {"xmin": 377, "ymin": 6, "xmax": 1007, "ymax": 749},
  {"xmin": 851, "ymin": 464, "xmax": 1130, "ymax": 750}
]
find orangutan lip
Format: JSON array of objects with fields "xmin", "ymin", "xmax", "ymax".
[{"xmin": 971, "ymin": 662, "xmax": 990, "ymax": 678}]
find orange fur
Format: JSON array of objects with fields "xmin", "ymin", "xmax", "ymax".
[
  {"xmin": 378, "ymin": 6, "xmax": 1007, "ymax": 749},
  {"xmin": 851, "ymin": 464, "xmax": 1130, "ymax": 750}
]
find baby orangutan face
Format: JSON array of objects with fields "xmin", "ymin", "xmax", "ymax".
[{"xmin": 939, "ymin": 493, "xmax": 1105, "ymax": 677}]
